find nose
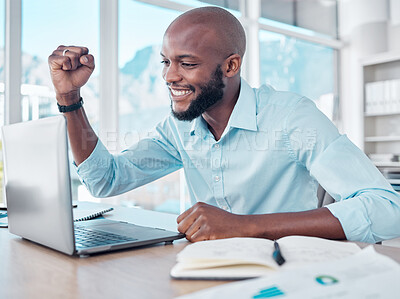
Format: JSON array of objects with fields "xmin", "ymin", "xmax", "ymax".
[{"xmin": 163, "ymin": 63, "xmax": 182, "ymax": 83}]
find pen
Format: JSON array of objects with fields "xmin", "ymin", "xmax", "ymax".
[{"xmin": 273, "ymin": 240, "xmax": 286, "ymax": 266}]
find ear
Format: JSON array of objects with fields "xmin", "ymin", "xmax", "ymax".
[{"xmin": 223, "ymin": 54, "xmax": 241, "ymax": 78}]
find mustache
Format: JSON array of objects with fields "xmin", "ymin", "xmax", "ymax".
[{"xmin": 166, "ymin": 83, "xmax": 195, "ymax": 92}]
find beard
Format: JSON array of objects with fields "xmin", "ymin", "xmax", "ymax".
[{"xmin": 170, "ymin": 65, "xmax": 225, "ymax": 122}]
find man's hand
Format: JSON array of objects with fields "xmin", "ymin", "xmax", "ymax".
[
  {"xmin": 48, "ymin": 45, "xmax": 95, "ymax": 104},
  {"xmin": 177, "ymin": 202, "xmax": 247, "ymax": 242}
]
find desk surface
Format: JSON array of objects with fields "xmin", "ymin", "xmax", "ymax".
[{"xmin": 1, "ymin": 202, "xmax": 400, "ymax": 299}]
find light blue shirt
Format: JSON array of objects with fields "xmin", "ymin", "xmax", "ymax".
[{"xmin": 76, "ymin": 78, "xmax": 400, "ymax": 243}]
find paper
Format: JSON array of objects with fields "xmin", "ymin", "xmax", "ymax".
[{"xmin": 176, "ymin": 246, "xmax": 400, "ymax": 299}]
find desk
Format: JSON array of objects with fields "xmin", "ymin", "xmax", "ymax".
[{"xmin": 1, "ymin": 202, "xmax": 400, "ymax": 299}]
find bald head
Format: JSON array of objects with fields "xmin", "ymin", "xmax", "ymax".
[
  {"xmin": 161, "ymin": 7, "xmax": 244, "ymax": 121},
  {"xmin": 165, "ymin": 6, "xmax": 246, "ymax": 58}
]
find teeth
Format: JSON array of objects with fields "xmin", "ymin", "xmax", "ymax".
[{"xmin": 170, "ymin": 89, "xmax": 191, "ymax": 96}]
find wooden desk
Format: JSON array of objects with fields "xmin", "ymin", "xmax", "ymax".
[{"xmin": 1, "ymin": 202, "xmax": 400, "ymax": 299}]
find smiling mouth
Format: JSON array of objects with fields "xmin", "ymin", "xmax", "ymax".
[{"xmin": 169, "ymin": 88, "xmax": 193, "ymax": 97}]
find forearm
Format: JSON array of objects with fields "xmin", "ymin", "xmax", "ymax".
[
  {"xmin": 177, "ymin": 202, "xmax": 346, "ymax": 242},
  {"xmin": 239, "ymin": 207, "xmax": 346, "ymax": 240},
  {"xmin": 49, "ymin": 46, "xmax": 97, "ymax": 165},
  {"xmin": 62, "ymin": 103, "xmax": 98, "ymax": 165}
]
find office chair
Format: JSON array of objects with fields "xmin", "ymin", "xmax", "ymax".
[{"xmin": 317, "ymin": 185, "xmax": 335, "ymax": 208}]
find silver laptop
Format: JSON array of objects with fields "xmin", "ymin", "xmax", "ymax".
[{"xmin": 2, "ymin": 115, "xmax": 184, "ymax": 256}]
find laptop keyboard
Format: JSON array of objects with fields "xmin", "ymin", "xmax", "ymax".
[{"xmin": 74, "ymin": 226, "xmax": 138, "ymax": 249}]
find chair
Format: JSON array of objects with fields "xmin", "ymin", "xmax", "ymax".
[{"xmin": 317, "ymin": 185, "xmax": 335, "ymax": 208}]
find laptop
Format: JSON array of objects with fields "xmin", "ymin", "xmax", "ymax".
[{"xmin": 1, "ymin": 115, "xmax": 184, "ymax": 256}]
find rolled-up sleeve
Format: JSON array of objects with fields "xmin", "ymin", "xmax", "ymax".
[
  {"xmin": 286, "ymin": 97, "xmax": 400, "ymax": 243},
  {"xmin": 310, "ymin": 135, "xmax": 400, "ymax": 243}
]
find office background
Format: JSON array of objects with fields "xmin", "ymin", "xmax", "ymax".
[{"xmin": 0, "ymin": 0, "xmax": 399, "ymax": 215}]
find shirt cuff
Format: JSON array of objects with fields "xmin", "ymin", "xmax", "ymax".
[{"xmin": 325, "ymin": 199, "xmax": 373, "ymax": 243}]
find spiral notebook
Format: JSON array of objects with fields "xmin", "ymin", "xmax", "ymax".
[
  {"xmin": 0, "ymin": 207, "xmax": 111, "ymax": 224},
  {"xmin": 73, "ymin": 207, "xmax": 114, "ymax": 222}
]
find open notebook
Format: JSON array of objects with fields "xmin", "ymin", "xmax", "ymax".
[{"xmin": 170, "ymin": 236, "xmax": 361, "ymax": 280}]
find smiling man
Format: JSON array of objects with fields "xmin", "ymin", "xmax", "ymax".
[
  {"xmin": 48, "ymin": 7, "xmax": 400, "ymax": 244},
  {"xmin": 162, "ymin": 8, "xmax": 244, "ymax": 128}
]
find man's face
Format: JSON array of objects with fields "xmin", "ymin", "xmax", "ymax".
[
  {"xmin": 161, "ymin": 25, "xmax": 227, "ymax": 121},
  {"xmin": 170, "ymin": 66, "xmax": 225, "ymax": 121}
]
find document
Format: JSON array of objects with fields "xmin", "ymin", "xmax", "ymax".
[
  {"xmin": 176, "ymin": 246, "xmax": 400, "ymax": 299},
  {"xmin": 170, "ymin": 236, "xmax": 361, "ymax": 279}
]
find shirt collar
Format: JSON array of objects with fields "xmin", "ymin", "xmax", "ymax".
[
  {"xmin": 189, "ymin": 78, "xmax": 258, "ymax": 136},
  {"xmin": 227, "ymin": 78, "xmax": 258, "ymax": 132}
]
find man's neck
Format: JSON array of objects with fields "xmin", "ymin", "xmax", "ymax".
[{"xmin": 202, "ymin": 79, "xmax": 241, "ymax": 141}]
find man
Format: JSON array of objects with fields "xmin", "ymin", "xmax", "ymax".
[{"xmin": 48, "ymin": 7, "xmax": 400, "ymax": 243}]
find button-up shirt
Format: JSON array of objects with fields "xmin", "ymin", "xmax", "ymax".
[{"xmin": 76, "ymin": 78, "xmax": 400, "ymax": 243}]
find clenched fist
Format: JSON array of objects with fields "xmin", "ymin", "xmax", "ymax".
[
  {"xmin": 48, "ymin": 45, "xmax": 95, "ymax": 105},
  {"xmin": 177, "ymin": 202, "xmax": 250, "ymax": 242}
]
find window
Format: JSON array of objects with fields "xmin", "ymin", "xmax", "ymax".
[
  {"xmin": 172, "ymin": 0, "xmax": 240, "ymax": 14},
  {"xmin": 259, "ymin": 30, "xmax": 337, "ymax": 120},
  {"xmin": 0, "ymin": 0, "xmax": 4, "ymax": 88},
  {"xmin": 21, "ymin": 0, "xmax": 99, "ymax": 123},
  {"xmin": 260, "ymin": 0, "xmax": 338, "ymax": 38},
  {"xmin": 0, "ymin": 0, "xmax": 4, "ymax": 206},
  {"xmin": 21, "ymin": 0, "xmax": 100, "ymax": 201}
]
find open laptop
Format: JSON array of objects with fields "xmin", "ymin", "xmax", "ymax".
[{"xmin": 2, "ymin": 115, "xmax": 184, "ymax": 256}]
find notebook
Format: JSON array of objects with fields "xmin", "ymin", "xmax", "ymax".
[
  {"xmin": 2, "ymin": 115, "xmax": 184, "ymax": 256},
  {"xmin": 0, "ymin": 206, "xmax": 108, "ymax": 227},
  {"xmin": 170, "ymin": 236, "xmax": 361, "ymax": 280},
  {"xmin": 73, "ymin": 207, "xmax": 114, "ymax": 222}
]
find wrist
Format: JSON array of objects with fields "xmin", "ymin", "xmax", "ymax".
[
  {"xmin": 236, "ymin": 214, "xmax": 259, "ymax": 238},
  {"xmin": 236, "ymin": 214, "xmax": 273, "ymax": 239},
  {"xmin": 57, "ymin": 97, "xmax": 84, "ymax": 113},
  {"xmin": 56, "ymin": 90, "xmax": 80, "ymax": 106}
]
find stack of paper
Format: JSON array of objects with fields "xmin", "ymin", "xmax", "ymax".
[{"xmin": 176, "ymin": 246, "xmax": 400, "ymax": 299}]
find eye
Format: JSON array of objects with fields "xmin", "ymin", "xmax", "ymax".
[
  {"xmin": 161, "ymin": 60, "xmax": 170, "ymax": 66},
  {"xmin": 181, "ymin": 62, "xmax": 198, "ymax": 68}
]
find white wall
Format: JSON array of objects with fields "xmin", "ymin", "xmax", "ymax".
[{"xmin": 388, "ymin": 0, "xmax": 400, "ymax": 51}]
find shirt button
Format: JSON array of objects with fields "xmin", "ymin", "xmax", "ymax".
[
  {"xmin": 214, "ymin": 175, "xmax": 220, "ymax": 182},
  {"xmin": 214, "ymin": 144, "xmax": 220, "ymax": 149}
]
